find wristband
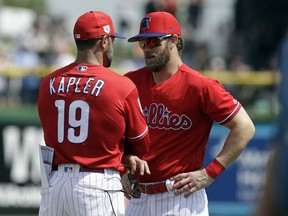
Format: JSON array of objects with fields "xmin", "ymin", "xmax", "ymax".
[{"xmin": 205, "ymin": 159, "xmax": 225, "ymax": 179}]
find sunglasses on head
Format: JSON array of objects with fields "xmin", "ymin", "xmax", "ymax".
[{"xmin": 138, "ymin": 35, "xmax": 172, "ymax": 49}]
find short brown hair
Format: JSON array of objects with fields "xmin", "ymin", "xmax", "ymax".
[
  {"xmin": 75, "ymin": 38, "xmax": 100, "ymax": 51},
  {"xmin": 176, "ymin": 36, "xmax": 184, "ymax": 55}
]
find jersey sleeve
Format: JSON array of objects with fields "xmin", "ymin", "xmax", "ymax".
[
  {"xmin": 200, "ymin": 78, "xmax": 241, "ymax": 125},
  {"xmin": 123, "ymin": 87, "xmax": 150, "ymax": 154}
]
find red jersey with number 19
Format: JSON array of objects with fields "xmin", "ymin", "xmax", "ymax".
[
  {"xmin": 38, "ymin": 63, "xmax": 149, "ymax": 171},
  {"xmin": 125, "ymin": 64, "xmax": 241, "ymax": 183}
]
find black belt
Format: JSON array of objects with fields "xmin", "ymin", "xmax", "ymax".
[{"xmin": 52, "ymin": 166, "xmax": 104, "ymax": 173}]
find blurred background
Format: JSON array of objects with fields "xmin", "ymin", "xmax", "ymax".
[{"xmin": 0, "ymin": 0, "xmax": 287, "ymax": 215}]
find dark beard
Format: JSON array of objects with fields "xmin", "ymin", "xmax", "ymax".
[
  {"xmin": 146, "ymin": 44, "xmax": 170, "ymax": 72},
  {"xmin": 103, "ymin": 40, "xmax": 113, "ymax": 67}
]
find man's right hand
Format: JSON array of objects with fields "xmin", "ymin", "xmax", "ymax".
[
  {"xmin": 123, "ymin": 154, "xmax": 150, "ymax": 175},
  {"xmin": 121, "ymin": 171, "xmax": 141, "ymax": 199}
]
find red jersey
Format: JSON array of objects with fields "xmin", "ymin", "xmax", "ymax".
[
  {"xmin": 125, "ymin": 64, "xmax": 241, "ymax": 182},
  {"xmin": 38, "ymin": 63, "xmax": 149, "ymax": 171}
]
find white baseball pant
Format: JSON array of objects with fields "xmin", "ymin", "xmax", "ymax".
[
  {"xmin": 126, "ymin": 188, "xmax": 209, "ymax": 216},
  {"xmin": 39, "ymin": 164, "xmax": 125, "ymax": 216}
]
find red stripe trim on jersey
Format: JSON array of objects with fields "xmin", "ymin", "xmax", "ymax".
[
  {"xmin": 218, "ymin": 102, "xmax": 241, "ymax": 124},
  {"xmin": 127, "ymin": 126, "xmax": 148, "ymax": 140}
]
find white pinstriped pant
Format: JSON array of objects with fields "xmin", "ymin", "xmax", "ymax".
[
  {"xmin": 126, "ymin": 188, "xmax": 209, "ymax": 216},
  {"xmin": 38, "ymin": 164, "xmax": 125, "ymax": 216}
]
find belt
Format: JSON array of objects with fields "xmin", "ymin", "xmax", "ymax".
[
  {"xmin": 52, "ymin": 166, "xmax": 104, "ymax": 173},
  {"xmin": 139, "ymin": 182, "xmax": 168, "ymax": 194}
]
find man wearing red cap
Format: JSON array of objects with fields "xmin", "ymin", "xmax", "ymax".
[
  {"xmin": 123, "ymin": 11, "xmax": 255, "ymax": 215},
  {"xmin": 37, "ymin": 11, "xmax": 150, "ymax": 216}
]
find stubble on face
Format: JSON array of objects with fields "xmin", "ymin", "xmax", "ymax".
[{"xmin": 145, "ymin": 42, "xmax": 170, "ymax": 72}]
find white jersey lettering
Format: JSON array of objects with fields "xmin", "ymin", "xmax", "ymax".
[
  {"xmin": 91, "ymin": 79, "xmax": 105, "ymax": 96},
  {"xmin": 49, "ymin": 77, "xmax": 56, "ymax": 95},
  {"xmin": 49, "ymin": 76, "xmax": 105, "ymax": 97},
  {"xmin": 66, "ymin": 77, "xmax": 76, "ymax": 93},
  {"xmin": 143, "ymin": 103, "xmax": 192, "ymax": 130},
  {"xmin": 58, "ymin": 77, "xmax": 65, "ymax": 93},
  {"xmin": 83, "ymin": 78, "xmax": 94, "ymax": 94},
  {"xmin": 75, "ymin": 78, "xmax": 81, "ymax": 93}
]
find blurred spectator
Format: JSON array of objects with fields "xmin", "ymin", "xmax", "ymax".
[
  {"xmin": 254, "ymin": 26, "xmax": 288, "ymax": 216},
  {"xmin": 11, "ymin": 31, "xmax": 41, "ymax": 68},
  {"xmin": 9, "ymin": 13, "xmax": 73, "ymax": 104},
  {"xmin": 0, "ymin": 41, "xmax": 12, "ymax": 101},
  {"xmin": 159, "ymin": 0, "xmax": 178, "ymax": 16},
  {"xmin": 117, "ymin": 43, "xmax": 145, "ymax": 72},
  {"xmin": 31, "ymin": 13, "xmax": 52, "ymax": 65},
  {"xmin": 9, "ymin": 17, "xmax": 41, "ymax": 104},
  {"xmin": 49, "ymin": 17, "xmax": 75, "ymax": 67},
  {"xmin": 208, "ymin": 21, "xmax": 232, "ymax": 61},
  {"xmin": 181, "ymin": 0, "xmax": 205, "ymax": 69},
  {"xmin": 145, "ymin": 0, "xmax": 178, "ymax": 16},
  {"xmin": 187, "ymin": 0, "xmax": 203, "ymax": 29},
  {"xmin": 182, "ymin": 42, "xmax": 209, "ymax": 70},
  {"xmin": 233, "ymin": 0, "xmax": 288, "ymax": 70},
  {"xmin": 145, "ymin": 0, "xmax": 159, "ymax": 14},
  {"xmin": 230, "ymin": 55, "xmax": 251, "ymax": 72},
  {"xmin": 208, "ymin": 56, "xmax": 227, "ymax": 72},
  {"xmin": 278, "ymin": 28, "xmax": 288, "ymax": 113},
  {"xmin": 275, "ymin": 26, "xmax": 288, "ymax": 215}
]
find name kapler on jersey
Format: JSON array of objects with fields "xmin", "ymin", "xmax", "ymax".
[{"xmin": 49, "ymin": 76, "xmax": 105, "ymax": 97}]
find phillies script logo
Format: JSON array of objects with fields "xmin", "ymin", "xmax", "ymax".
[{"xmin": 143, "ymin": 103, "xmax": 192, "ymax": 130}]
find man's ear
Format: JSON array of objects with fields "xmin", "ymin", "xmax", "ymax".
[
  {"xmin": 171, "ymin": 35, "xmax": 179, "ymax": 45},
  {"xmin": 100, "ymin": 35, "xmax": 108, "ymax": 47}
]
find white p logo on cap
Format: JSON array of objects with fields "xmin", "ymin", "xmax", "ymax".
[{"xmin": 103, "ymin": 25, "xmax": 111, "ymax": 34}]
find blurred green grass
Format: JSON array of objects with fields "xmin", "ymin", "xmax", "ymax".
[{"xmin": 0, "ymin": 105, "xmax": 40, "ymax": 125}]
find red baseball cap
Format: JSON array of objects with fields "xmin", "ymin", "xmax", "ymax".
[
  {"xmin": 128, "ymin": 12, "xmax": 181, "ymax": 42},
  {"xmin": 73, "ymin": 11, "xmax": 126, "ymax": 40}
]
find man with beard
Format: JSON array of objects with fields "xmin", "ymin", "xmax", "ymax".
[
  {"xmin": 38, "ymin": 11, "xmax": 151, "ymax": 216},
  {"xmin": 123, "ymin": 12, "xmax": 255, "ymax": 215}
]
